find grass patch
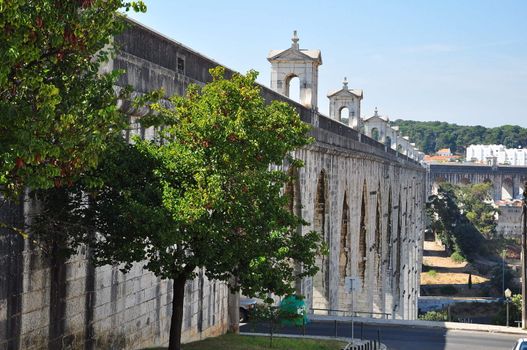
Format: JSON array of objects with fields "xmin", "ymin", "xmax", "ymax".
[
  {"xmin": 427, "ymin": 269, "xmax": 437, "ymax": 277},
  {"xmin": 450, "ymin": 251, "xmax": 466, "ymax": 263},
  {"xmin": 144, "ymin": 333, "xmax": 346, "ymax": 350}
]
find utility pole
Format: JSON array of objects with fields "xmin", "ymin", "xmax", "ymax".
[
  {"xmin": 522, "ymin": 182, "xmax": 527, "ymax": 329},
  {"xmin": 503, "ymin": 249, "xmax": 506, "ymax": 296}
]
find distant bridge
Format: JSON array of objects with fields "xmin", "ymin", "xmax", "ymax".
[{"xmin": 429, "ymin": 163, "xmax": 527, "ymax": 201}]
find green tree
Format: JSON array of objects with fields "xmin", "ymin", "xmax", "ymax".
[
  {"xmin": 456, "ymin": 183, "xmax": 497, "ymax": 239},
  {"xmin": 427, "ymin": 184, "xmax": 460, "ymax": 252},
  {"xmin": 69, "ymin": 68, "xmax": 321, "ymax": 350},
  {"xmin": 0, "ymin": 0, "xmax": 145, "ymax": 199},
  {"xmin": 427, "ymin": 183, "xmax": 485, "ymax": 259},
  {"xmin": 494, "ymin": 294, "xmax": 521, "ymax": 325}
]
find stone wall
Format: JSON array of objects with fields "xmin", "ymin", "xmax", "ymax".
[{"xmin": 0, "ymin": 202, "xmax": 228, "ymax": 350}]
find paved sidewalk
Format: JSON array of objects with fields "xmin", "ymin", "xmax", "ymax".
[{"xmin": 310, "ymin": 314, "xmax": 527, "ymax": 335}]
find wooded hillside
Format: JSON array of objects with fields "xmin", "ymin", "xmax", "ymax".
[{"xmin": 392, "ymin": 120, "xmax": 527, "ymax": 155}]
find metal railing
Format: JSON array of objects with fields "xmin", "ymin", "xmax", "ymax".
[
  {"xmin": 344, "ymin": 339, "xmax": 383, "ymax": 350},
  {"xmin": 311, "ymin": 307, "xmax": 392, "ymax": 319},
  {"xmin": 307, "ymin": 308, "xmax": 386, "ymax": 349}
]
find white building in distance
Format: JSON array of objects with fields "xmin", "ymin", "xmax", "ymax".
[
  {"xmin": 466, "ymin": 144, "xmax": 527, "ymax": 166},
  {"xmin": 495, "ymin": 200, "xmax": 523, "ymax": 237}
]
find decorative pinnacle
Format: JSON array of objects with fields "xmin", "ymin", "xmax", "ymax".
[
  {"xmin": 343, "ymin": 77, "xmax": 348, "ymax": 90},
  {"xmin": 291, "ymin": 30, "xmax": 299, "ymax": 49},
  {"xmin": 374, "ymin": 107, "xmax": 379, "ymax": 117}
]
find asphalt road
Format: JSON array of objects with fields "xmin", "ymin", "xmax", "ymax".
[{"xmin": 241, "ymin": 320, "xmax": 521, "ymax": 350}]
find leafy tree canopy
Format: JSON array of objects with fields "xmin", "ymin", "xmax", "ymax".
[
  {"xmin": 455, "ymin": 182, "xmax": 497, "ymax": 239},
  {"xmin": 40, "ymin": 67, "xmax": 321, "ymax": 350},
  {"xmin": 427, "ymin": 183, "xmax": 490, "ymax": 259},
  {"xmin": 0, "ymin": 0, "xmax": 145, "ymax": 198}
]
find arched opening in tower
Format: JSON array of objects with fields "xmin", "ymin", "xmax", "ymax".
[
  {"xmin": 371, "ymin": 128, "xmax": 380, "ymax": 141},
  {"xmin": 285, "ymin": 75, "xmax": 301, "ymax": 104},
  {"xmin": 339, "ymin": 107, "xmax": 349, "ymax": 124}
]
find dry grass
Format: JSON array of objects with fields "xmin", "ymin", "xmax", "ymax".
[
  {"xmin": 421, "ymin": 241, "xmax": 489, "ymax": 295},
  {"xmin": 420, "ymin": 271, "xmax": 488, "ymax": 286}
]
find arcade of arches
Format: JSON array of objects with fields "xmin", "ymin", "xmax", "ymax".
[{"xmin": 291, "ymin": 147, "xmax": 425, "ymax": 320}]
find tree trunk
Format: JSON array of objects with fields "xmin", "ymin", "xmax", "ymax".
[
  {"xmin": 168, "ymin": 275, "xmax": 187, "ymax": 350},
  {"xmin": 227, "ymin": 284, "xmax": 240, "ymax": 333}
]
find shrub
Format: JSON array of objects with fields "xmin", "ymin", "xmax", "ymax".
[
  {"xmin": 494, "ymin": 294, "xmax": 522, "ymax": 326},
  {"xmin": 422, "ymin": 264, "xmax": 432, "ymax": 272},
  {"xmin": 419, "ymin": 310, "xmax": 448, "ymax": 321},
  {"xmin": 451, "ymin": 251, "xmax": 466, "ymax": 263},
  {"xmin": 427, "ymin": 269, "xmax": 438, "ymax": 277}
]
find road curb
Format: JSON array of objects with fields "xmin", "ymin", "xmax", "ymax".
[{"xmin": 310, "ymin": 314, "xmax": 527, "ymax": 335}]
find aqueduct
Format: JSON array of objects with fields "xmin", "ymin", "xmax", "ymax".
[
  {"xmin": 429, "ymin": 163, "xmax": 527, "ymax": 201},
  {"xmin": 0, "ymin": 20, "xmax": 427, "ymax": 349}
]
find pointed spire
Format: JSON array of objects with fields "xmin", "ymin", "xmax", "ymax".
[
  {"xmin": 342, "ymin": 77, "xmax": 348, "ymax": 90},
  {"xmin": 291, "ymin": 30, "xmax": 299, "ymax": 50},
  {"xmin": 374, "ymin": 107, "xmax": 379, "ymax": 117}
]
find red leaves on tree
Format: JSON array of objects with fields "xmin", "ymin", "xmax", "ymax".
[
  {"xmin": 227, "ymin": 133, "xmax": 238, "ymax": 143},
  {"xmin": 15, "ymin": 157, "xmax": 25, "ymax": 169}
]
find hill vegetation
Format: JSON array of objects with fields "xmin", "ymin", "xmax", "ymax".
[{"xmin": 392, "ymin": 120, "xmax": 527, "ymax": 155}]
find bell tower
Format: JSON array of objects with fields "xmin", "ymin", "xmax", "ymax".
[
  {"xmin": 327, "ymin": 77, "xmax": 363, "ymax": 130},
  {"xmin": 267, "ymin": 31, "xmax": 322, "ymax": 109}
]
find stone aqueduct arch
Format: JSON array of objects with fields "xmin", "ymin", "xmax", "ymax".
[{"xmin": 291, "ymin": 160, "xmax": 424, "ymax": 320}]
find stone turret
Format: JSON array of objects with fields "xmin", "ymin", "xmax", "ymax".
[
  {"xmin": 327, "ymin": 77, "xmax": 363, "ymax": 130},
  {"xmin": 268, "ymin": 31, "xmax": 322, "ymax": 109}
]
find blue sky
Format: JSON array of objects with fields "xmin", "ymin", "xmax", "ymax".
[{"xmin": 128, "ymin": 0, "xmax": 527, "ymax": 128}]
